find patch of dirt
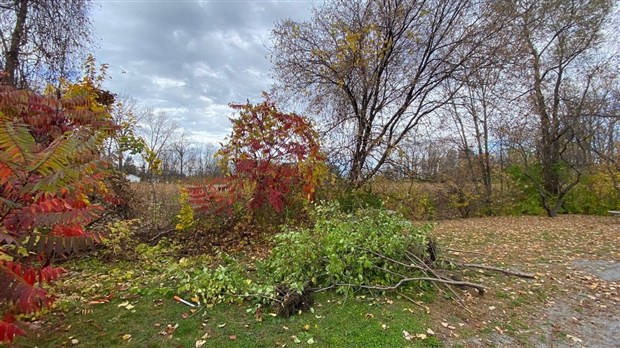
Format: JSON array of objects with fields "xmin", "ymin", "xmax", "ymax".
[{"xmin": 428, "ymin": 215, "xmax": 620, "ymax": 347}]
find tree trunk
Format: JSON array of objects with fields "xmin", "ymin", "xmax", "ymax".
[{"xmin": 3, "ymin": 0, "xmax": 29, "ymax": 86}]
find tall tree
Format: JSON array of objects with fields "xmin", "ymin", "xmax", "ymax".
[
  {"xmin": 0, "ymin": 0, "xmax": 93, "ymax": 88},
  {"xmin": 271, "ymin": 0, "xmax": 498, "ymax": 187},
  {"xmin": 504, "ymin": 0, "xmax": 615, "ymax": 216},
  {"xmin": 107, "ymin": 94, "xmax": 147, "ymax": 172},
  {"xmin": 139, "ymin": 109, "xmax": 178, "ymax": 180}
]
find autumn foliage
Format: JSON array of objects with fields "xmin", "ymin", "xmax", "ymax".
[
  {"xmin": 181, "ymin": 95, "xmax": 324, "ymax": 246},
  {"xmin": 216, "ymin": 94, "xmax": 325, "ymax": 212},
  {"xmin": 0, "ymin": 81, "xmax": 117, "ymax": 342}
]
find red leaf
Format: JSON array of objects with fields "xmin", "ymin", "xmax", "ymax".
[{"xmin": 0, "ymin": 315, "xmax": 26, "ymax": 343}]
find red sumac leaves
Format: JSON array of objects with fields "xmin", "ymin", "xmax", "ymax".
[{"xmin": 217, "ymin": 94, "xmax": 325, "ymax": 213}]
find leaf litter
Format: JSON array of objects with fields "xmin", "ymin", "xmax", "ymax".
[{"xmin": 430, "ymin": 215, "xmax": 620, "ymax": 347}]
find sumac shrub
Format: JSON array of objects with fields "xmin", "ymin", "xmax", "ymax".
[
  {"xmin": 0, "ymin": 78, "xmax": 117, "ymax": 342},
  {"xmin": 217, "ymin": 94, "xmax": 325, "ymax": 214}
]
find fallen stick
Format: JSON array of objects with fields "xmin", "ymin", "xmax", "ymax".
[
  {"xmin": 148, "ymin": 228, "xmax": 175, "ymax": 243},
  {"xmin": 458, "ymin": 263, "xmax": 536, "ymax": 279},
  {"xmin": 334, "ymin": 277, "xmax": 487, "ymax": 296},
  {"xmin": 444, "ymin": 248, "xmax": 486, "ymax": 255}
]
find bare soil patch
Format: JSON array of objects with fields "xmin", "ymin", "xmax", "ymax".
[{"xmin": 429, "ymin": 215, "xmax": 619, "ymax": 347}]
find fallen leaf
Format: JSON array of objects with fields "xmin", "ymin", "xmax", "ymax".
[
  {"xmin": 292, "ymin": 335, "xmax": 301, "ymax": 343},
  {"xmin": 218, "ymin": 323, "xmax": 227, "ymax": 328},
  {"xmin": 122, "ymin": 334, "xmax": 132, "ymax": 341},
  {"xmin": 195, "ymin": 340, "xmax": 207, "ymax": 347},
  {"xmin": 117, "ymin": 301, "xmax": 129, "ymax": 308},
  {"xmin": 307, "ymin": 337, "xmax": 315, "ymax": 344},
  {"xmin": 182, "ymin": 312, "xmax": 190, "ymax": 319},
  {"xmin": 71, "ymin": 338, "xmax": 79, "ymax": 345},
  {"xmin": 165, "ymin": 323, "xmax": 179, "ymax": 335},
  {"xmin": 415, "ymin": 333, "xmax": 427, "ymax": 340},
  {"xmin": 403, "ymin": 330, "xmax": 413, "ymax": 341},
  {"xmin": 125, "ymin": 304, "xmax": 135, "ymax": 310},
  {"xmin": 426, "ymin": 328, "xmax": 435, "ymax": 335}
]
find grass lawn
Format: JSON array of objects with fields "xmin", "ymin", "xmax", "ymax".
[{"xmin": 14, "ymin": 258, "xmax": 441, "ymax": 348}]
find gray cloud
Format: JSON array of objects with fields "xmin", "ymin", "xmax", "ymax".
[{"xmin": 92, "ymin": 0, "xmax": 313, "ymax": 143}]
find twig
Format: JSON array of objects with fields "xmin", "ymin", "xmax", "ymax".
[
  {"xmin": 362, "ymin": 248, "xmax": 425, "ymax": 271},
  {"xmin": 458, "ymin": 263, "xmax": 536, "ymax": 279},
  {"xmin": 404, "ymin": 250, "xmax": 467, "ymax": 305},
  {"xmin": 444, "ymin": 248, "xmax": 486, "ymax": 255},
  {"xmin": 148, "ymin": 228, "xmax": 175, "ymax": 242},
  {"xmin": 333, "ymin": 277, "xmax": 486, "ymax": 295},
  {"xmin": 187, "ymin": 306, "xmax": 206, "ymax": 318},
  {"xmin": 396, "ymin": 291, "xmax": 431, "ymax": 314}
]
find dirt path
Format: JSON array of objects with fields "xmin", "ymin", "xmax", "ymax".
[{"xmin": 429, "ymin": 215, "xmax": 619, "ymax": 347}]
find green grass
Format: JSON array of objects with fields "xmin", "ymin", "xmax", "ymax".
[
  {"xmin": 13, "ymin": 258, "xmax": 441, "ymax": 348},
  {"xmin": 17, "ymin": 293, "xmax": 440, "ymax": 347}
]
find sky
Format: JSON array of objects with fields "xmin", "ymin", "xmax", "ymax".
[{"xmin": 91, "ymin": 0, "xmax": 315, "ymax": 144}]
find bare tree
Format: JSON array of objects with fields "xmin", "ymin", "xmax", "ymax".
[
  {"xmin": 139, "ymin": 109, "xmax": 179, "ymax": 179},
  {"xmin": 502, "ymin": 0, "xmax": 615, "ymax": 216},
  {"xmin": 170, "ymin": 129, "xmax": 192, "ymax": 177},
  {"xmin": 191, "ymin": 142, "xmax": 220, "ymax": 177},
  {"xmin": 0, "ymin": 0, "xmax": 93, "ymax": 88},
  {"xmin": 271, "ymin": 0, "xmax": 501, "ymax": 187}
]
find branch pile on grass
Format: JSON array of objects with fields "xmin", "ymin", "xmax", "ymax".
[{"xmin": 262, "ymin": 204, "xmax": 536, "ymax": 312}]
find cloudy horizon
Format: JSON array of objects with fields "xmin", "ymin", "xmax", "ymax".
[{"xmin": 92, "ymin": 0, "xmax": 315, "ymax": 144}]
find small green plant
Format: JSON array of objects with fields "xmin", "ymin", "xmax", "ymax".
[{"xmin": 100, "ymin": 219, "xmax": 141, "ymax": 260}]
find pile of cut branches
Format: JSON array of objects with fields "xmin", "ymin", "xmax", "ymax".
[{"xmin": 261, "ymin": 203, "xmax": 535, "ymax": 310}]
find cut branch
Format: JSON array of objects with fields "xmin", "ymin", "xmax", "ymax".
[
  {"xmin": 458, "ymin": 263, "xmax": 536, "ymax": 279},
  {"xmin": 333, "ymin": 277, "xmax": 486, "ymax": 295}
]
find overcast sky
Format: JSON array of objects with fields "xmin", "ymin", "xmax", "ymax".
[{"xmin": 92, "ymin": 0, "xmax": 314, "ymax": 144}]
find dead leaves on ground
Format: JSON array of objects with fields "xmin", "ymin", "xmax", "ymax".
[{"xmin": 431, "ymin": 215, "xmax": 620, "ymax": 347}]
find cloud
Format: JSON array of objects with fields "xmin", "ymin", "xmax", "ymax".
[{"xmin": 92, "ymin": 0, "xmax": 313, "ymax": 143}]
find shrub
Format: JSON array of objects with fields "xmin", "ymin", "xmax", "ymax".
[
  {"xmin": 217, "ymin": 94, "xmax": 326, "ymax": 214},
  {"xmin": 0, "ymin": 78, "xmax": 117, "ymax": 342},
  {"xmin": 262, "ymin": 203, "xmax": 433, "ymax": 293},
  {"xmin": 337, "ymin": 189, "xmax": 383, "ymax": 212}
]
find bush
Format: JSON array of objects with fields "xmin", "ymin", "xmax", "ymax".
[
  {"xmin": 262, "ymin": 203, "xmax": 432, "ymax": 293},
  {"xmin": 564, "ymin": 171, "xmax": 619, "ymax": 214},
  {"xmin": 337, "ymin": 189, "xmax": 383, "ymax": 212},
  {"xmin": 217, "ymin": 94, "xmax": 326, "ymax": 214}
]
